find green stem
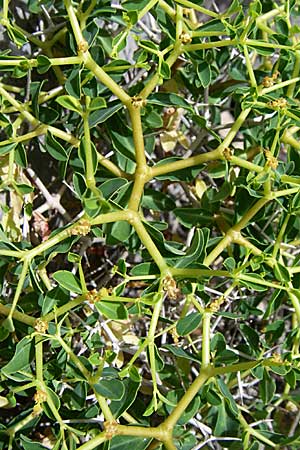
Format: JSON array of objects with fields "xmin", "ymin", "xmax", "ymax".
[
  {"xmin": 287, "ymin": 51, "xmax": 300, "ymax": 97},
  {"xmin": 272, "ymin": 213, "xmax": 290, "ymax": 259},
  {"xmin": 163, "ymin": 369, "xmax": 211, "ymax": 429},
  {"xmin": 289, "ymin": 291, "xmax": 300, "ymax": 323},
  {"xmin": 175, "ymin": 5, "xmax": 183, "ymax": 41},
  {"xmin": 184, "ymin": 39, "xmax": 237, "ymax": 52},
  {"xmin": 174, "ymin": 0, "xmax": 218, "ymax": 17},
  {"xmin": 42, "ymin": 296, "xmax": 85, "ymax": 322},
  {"xmin": 2, "ymin": 0, "xmax": 9, "ymax": 20},
  {"xmin": 83, "ymin": 107, "xmax": 99, "ymax": 194},
  {"xmin": 229, "ymin": 155, "xmax": 264, "ymax": 173},
  {"xmin": 140, "ymin": 42, "xmax": 182, "ymax": 100},
  {"xmin": 130, "ymin": 216, "xmax": 168, "ymax": 272},
  {"xmin": 148, "ymin": 294, "xmax": 164, "ymax": 409},
  {"xmin": 158, "ymin": 0, "xmax": 175, "ymax": 19},
  {"xmin": 75, "ymin": 433, "xmax": 107, "ymax": 450},
  {"xmin": 205, "ymin": 197, "xmax": 269, "ymax": 266},
  {"xmin": 243, "ymin": 45, "xmax": 257, "ymax": 87},
  {"xmin": 245, "ymin": 38, "xmax": 292, "ymax": 50},
  {"xmin": 171, "ymin": 268, "xmax": 230, "ymax": 278},
  {"xmin": 138, "ymin": 0, "xmax": 159, "ymax": 20},
  {"xmin": 64, "ymin": 0, "xmax": 85, "ymax": 45},
  {"xmin": 84, "ymin": 52, "xmax": 131, "ymax": 105},
  {"xmin": 35, "ymin": 336, "xmax": 44, "ymax": 382},
  {"xmin": 0, "ymin": 303, "xmax": 35, "ymax": 326},
  {"xmin": 202, "ymin": 312, "xmax": 211, "ymax": 368},
  {"xmin": 7, "ymin": 257, "xmax": 30, "ymax": 327},
  {"xmin": 262, "ymin": 77, "xmax": 300, "ymax": 94},
  {"xmin": 151, "ymin": 148, "xmax": 221, "ymax": 178}
]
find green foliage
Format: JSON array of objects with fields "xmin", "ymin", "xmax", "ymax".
[{"xmin": 0, "ymin": 0, "xmax": 300, "ymax": 449}]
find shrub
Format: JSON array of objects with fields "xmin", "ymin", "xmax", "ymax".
[{"xmin": 0, "ymin": 0, "xmax": 300, "ymax": 449}]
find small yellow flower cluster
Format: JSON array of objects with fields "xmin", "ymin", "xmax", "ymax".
[
  {"xmin": 78, "ymin": 40, "xmax": 89, "ymax": 53},
  {"xmin": 104, "ymin": 421, "xmax": 118, "ymax": 439},
  {"xmin": 180, "ymin": 31, "xmax": 192, "ymax": 44},
  {"xmin": 267, "ymin": 98, "xmax": 287, "ymax": 109},
  {"xmin": 131, "ymin": 96, "xmax": 146, "ymax": 108},
  {"xmin": 264, "ymin": 149, "xmax": 278, "ymax": 169},
  {"xmin": 223, "ymin": 147, "xmax": 233, "ymax": 161},
  {"xmin": 170, "ymin": 327, "xmax": 180, "ymax": 346},
  {"xmin": 34, "ymin": 390, "xmax": 47, "ymax": 403},
  {"xmin": 86, "ymin": 287, "xmax": 110, "ymax": 303},
  {"xmin": 270, "ymin": 352, "xmax": 283, "ymax": 364},
  {"xmin": 262, "ymin": 71, "xmax": 280, "ymax": 88},
  {"xmin": 70, "ymin": 218, "xmax": 91, "ymax": 236},
  {"xmin": 208, "ymin": 296, "xmax": 225, "ymax": 313},
  {"xmin": 163, "ymin": 275, "xmax": 179, "ymax": 300},
  {"xmin": 34, "ymin": 318, "xmax": 48, "ymax": 333},
  {"xmin": 85, "ymin": 289, "xmax": 99, "ymax": 303}
]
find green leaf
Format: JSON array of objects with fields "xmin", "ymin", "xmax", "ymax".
[
  {"xmin": 160, "ymin": 60, "xmax": 171, "ymax": 79},
  {"xmin": 110, "ymin": 129, "xmax": 135, "ymax": 162},
  {"xmin": 147, "ymin": 92, "xmax": 193, "ymax": 112},
  {"xmin": 214, "ymin": 399, "xmax": 238, "ymax": 436},
  {"xmin": 223, "ymin": 257, "xmax": 236, "ymax": 272},
  {"xmin": 6, "ymin": 24, "xmax": 28, "ymax": 47},
  {"xmin": 130, "ymin": 262, "xmax": 159, "ymax": 276},
  {"xmin": 94, "ymin": 379, "xmax": 125, "ymax": 400},
  {"xmin": 123, "ymin": 0, "xmax": 149, "ymax": 11},
  {"xmin": 15, "ymin": 143, "xmax": 27, "ymax": 167},
  {"xmin": 142, "ymin": 188, "xmax": 176, "ymax": 211},
  {"xmin": 265, "ymin": 320, "xmax": 285, "ymax": 345},
  {"xmin": 173, "ymin": 208, "xmax": 213, "ymax": 228},
  {"xmin": 111, "ymin": 221, "xmax": 132, "ymax": 242},
  {"xmin": 197, "ymin": 19, "xmax": 226, "ymax": 32},
  {"xmin": 30, "ymin": 80, "xmax": 43, "ymax": 118},
  {"xmin": 197, "ymin": 60, "xmax": 211, "ymax": 88},
  {"xmin": 89, "ymin": 97, "xmax": 107, "ymax": 111},
  {"xmin": 176, "ymin": 312, "xmax": 202, "ymax": 336},
  {"xmin": 176, "ymin": 228, "xmax": 209, "ymax": 267},
  {"xmin": 56, "ymin": 95, "xmax": 82, "ymax": 113},
  {"xmin": 239, "ymin": 273, "xmax": 269, "ymax": 291},
  {"xmin": 95, "ymin": 301, "xmax": 128, "ymax": 320},
  {"xmin": 166, "ymin": 390, "xmax": 201, "ymax": 425},
  {"xmin": 42, "ymin": 387, "xmax": 61, "ymax": 419},
  {"xmin": 211, "ymin": 333, "xmax": 226, "ymax": 353},
  {"xmin": 110, "ymin": 436, "xmax": 151, "ymax": 450},
  {"xmin": 0, "ymin": 141, "xmax": 17, "ymax": 155},
  {"xmin": 36, "ymin": 55, "xmax": 52, "ymax": 74},
  {"xmin": 15, "ymin": 183, "xmax": 33, "ymax": 194},
  {"xmin": 45, "ymin": 132, "xmax": 68, "ymax": 161},
  {"xmin": 1, "ymin": 337, "xmax": 34, "ymax": 376},
  {"xmin": 39, "ymin": 106, "xmax": 59, "ymax": 124},
  {"xmin": 285, "ymin": 369, "xmax": 297, "ymax": 389},
  {"xmin": 163, "ymin": 344, "xmax": 201, "ymax": 364},
  {"xmin": 52, "ymin": 270, "xmax": 83, "ymax": 294},
  {"xmin": 41, "ymin": 286, "xmax": 69, "ymax": 316},
  {"xmin": 259, "ymin": 369, "xmax": 276, "ymax": 403},
  {"xmin": 110, "ymin": 378, "xmax": 140, "ymax": 418},
  {"xmin": 240, "ymin": 323, "xmax": 260, "ymax": 353},
  {"xmin": 140, "ymin": 292, "xmax": 162, "ymax": 305},
  {"xmin": 144, "ymin": 109, "xmax": 163, "ymax": 128},
  {"xmin": 274, "ymin": 262, "xmax": 291, "ymax": 282},
  {"xmin": 291, "ymin": 190, "xmax": 300, "ymax": 211},
  {"xmin": 65, "ymin": 67, "xmax": 82, "ymax": 99},
  {"xmin": 217, "ymin": 378, "xmax": 239, "ymax": 416},
  {"xmin": 99, "ymin": 178, "xmax": 128, "ymax": 199},
  {"xmin": 20, "ymin": 435, "xmax": 49, "ymax": 450},
  {"xmin": 247, "ymin": 45, "xmax": 274, "ymax": 56},
  {"xmin": 89, "ymin": 103, "xmax": 123, "ymax": 127}
]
